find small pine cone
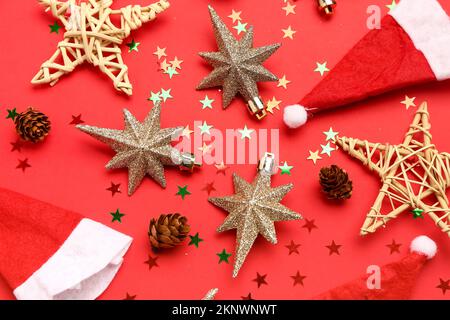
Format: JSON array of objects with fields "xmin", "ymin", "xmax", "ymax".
[
  {"xmin": 15, "ymin": 108, "xmax": 51, "ymax": 143},
  {"xmin": 149, "ymin": 213, "xmax": 190, "ymax": 249},
  {"xmin": 319, "ymin": 165, "xmax": 353, "ymax": 200}
]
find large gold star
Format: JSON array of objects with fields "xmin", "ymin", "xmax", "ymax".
[
  {"xmin": 337, "ymin": 102, "xmax": 450, "ymax": 237},
  {"xmin": 209, "ymin": 154, "xmax": 302, "ymax": 277},
  {"xmin": 32, "ymin": 0, "xmax": 170, "ymax": 95}
]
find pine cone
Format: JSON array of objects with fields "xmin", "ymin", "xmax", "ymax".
[
  {"xmin": 149, "ymin": 213, "xmax": 190, "ymax": 249},
  {"xmin": 319, "ymin": 165, "xmax": 353, "ymax": 200},
  {"xmin": 15, "ymin": 108, "xmax": 51, "ymax": 143}
]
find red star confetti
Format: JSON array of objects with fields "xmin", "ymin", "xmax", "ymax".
[
  {"xmin": 144, "ymin": 255, "xmax": 159, "ymax": 270},
  {"xmin": 302, "ymin": 218, "xmax": 318, "ymax": 233},
  {"xmin": 215, "ymin": 162, "xmax": 229, "ymax": 175},
  {"xmin": 241, "ymin": 293, "xmax": 253, "ymax": 300},
  {"xmin": 326, "ymin": 240, "xmax": 342, "ymax": 256},
  {"xmin": 386, "ymin": 239, "xmax": 402, "ymax": 254},
  {"xmin": 437, "ymin": 278, "xmax": 450, "ymax": 295},
  {"xmin": 253, "ymin": 273, "xmax": 268, "ymax": 288},
  {"xmin": 70, "ymin": 114, "xmax": 84, "ymax": 125},
  {"xmin": 285, "ymin": 240, "xmax": 301, "ymax": 255},
  {"xmin": 291, "ymin": 271, "xmax": 306, "ymax": 286},
  {"xmin": 16, "ymin": 158, "xmax": 31, "ymax": 172},
  {"xmin": 106, "ymin": 182, "xmax": 121, "ymax": 197},
  {"xmin": 10, "ymin": 140, "xmax": 23, "ymax": 152},
  {"xmin": 202, "ymin": 182, "xmax": 216, "ymax": 195},
  {"xmin": 123, "ymin": 293, "xmax": 136, "ymax": 300}
]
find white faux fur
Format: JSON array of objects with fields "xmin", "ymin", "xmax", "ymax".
[
  {"xmin": 410, "ymin": 235, "xmax": 437, "ymax": 259},
  {"xmin": 390, "ymin": 0, "xmax": 450, "ymax": 81},
  {"xmin": 283, "ymin": 104, "xmax": 308, "ymax": 128},
  {"xmin": 13, "ymin": 219, "xmax": 132, "ymax": 300}
]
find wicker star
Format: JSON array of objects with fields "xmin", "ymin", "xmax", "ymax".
[
  {"xmin": 32, "ymin": 0, "xmax": 170, "ymax": 95},
  {"xmin": 209, "ymin": 168, "xmax": 302, "ymax": 277},
  {"xmin": 337, "ymin": 102, "xmax": 450, "ymax": 237},
  {"xmin": 197, "ymin": 6, "xmax": 280, "ymax": 118},
  {"xmin": 77, "ymin": 101, "xmax": 183, "ymax": 195}
]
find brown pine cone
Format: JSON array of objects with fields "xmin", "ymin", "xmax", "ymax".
[
  {"xmin": 149, "ymin": 213, "xmax": 190, "ymax": 249},
  {"xmin": 319, "ymin": 165, "xmax": 353, "ymax": 200},
  {"xmin": 15, "ymin": 108, "xmax": 51, "ymax": 143}
]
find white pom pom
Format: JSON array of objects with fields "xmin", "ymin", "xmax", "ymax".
[
  {"xmin": 283, "ymin": 104, "xmax": 308, "ymax": 128},
  {"xmin": 410, "ymin": 235, "xmax": 437, "ymax": 259}
]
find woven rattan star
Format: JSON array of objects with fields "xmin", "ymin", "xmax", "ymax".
[
  {"xmin": 337, "ymin": 102, "xmax": 450, "ymax": 237},
  {"xmin": 32, "ymin": 0, "xmax": 170, "ymax": 95}
]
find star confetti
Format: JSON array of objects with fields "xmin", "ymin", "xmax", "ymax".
[
  {"xmin": 189, "ymin": 232, "xmax": 203, "ymax": 248},
  {"xmin": 285, "ymin": 240, "xmax": 301, "ymax": 255},
  {"xmin": 200, "ymin": 95, "xmax": 214, "ymax": 109},
  {"xmin": 323, "ymin": 127, "xmax": 339, "ymax": 141},
  {"xmin": 253, "ymin": 273, "xmax": 268, "ymax": 288},
  {"xmin": 49, "ymin": 21, "xmax": 61, "ymax": 33},
  {"xmin": 148, "ymin": 91, "xmax": 161, "ymax": 104},
  {"xmin": 314, "ymin": 62, "xmax": 330, "ymax": 76},
  {"xmin": 386, "ymin": 0, "xmax": 397, "ymax": 11},
  {"xmin": 209, "ymin": 171, "xmax": 302, "ymax": 277},
  {"xmin": 106, "ymin": 182, "xmax": 121, "ymax": 197},
  {"xmin": 307, "ymin": 150, "xmax": 322, "ymax": 164},
  {"xmin": 266, "ymin": 97, "xmax": 282, "ymax": 114},
  {"xmin": 6, "ymin": 108, "xmax": 18, "ymax": 120},
  {"xmin": 320, "ymin": 142, "xmax": 335, "ymax": 157},
  {"xmin": 16, "ymin": 158, "xmax": 31, "ymax": 172},
  {"xmin": 32, "ymin": 0, "xmax": 170, "ymax": 95},
  {"xmin": 228, "ymin": 10, "xmax": 242, "ymax": 23},
  {"xmin": 202, "ymin": 182, "xmax": 216, "ymax": 195},
  {"xmin": 279, "ymin": 162, "xmax": 294, "ymax": 175},
  {"xmin": 110, "ymin": 209, "xmax": 125, "ymax": 223},
  {"xmin": 386, "ymin": 239, "xmax": 402, "ymax": 254},
  {"xmin": 154, "ymin": 46, "xmax": 167, "ymax": 60},
  {"xmin": 144, "ymin": 254, "xmax": 159, "ymax": 270},
  {"xmin": 282, "ymin": 2, "xmax": 296, "ymax": 16},
  {"xmin": 159, "ymin": 59, "xmax": 171, "ymax": 71},
  {"xmin": 282, "ymin": 26, "xmax": 296, "ymax": 40},
  {"xmin": 217, "ymin": 249, "xmax": 232, "ymax": 263},
  {"xmin": 198, "ymin": 142, "xmax": 212, "ymax": 155},
  {"xmin": 437, "ymin": 278, "xmax": 450, "ymax": 295},
  {"xmin": 215, "ymin": 162, "xmax": 229, "ymax": 175},
  {"xmin": 326, "ymin": 240, "xmax": 342, "ymax": 255},
  {"xmin": 10, "ymin": 140, "xmax": 23, "ymax": 153},
  {"xmin": 336, "ymin": 102, "xmax": 450, "ymax": 237},
  {"xmin": 176, "ymin": 185, "xmax": 191, "ymax": 199},
  {"xmin": 169, "ymin": 57, "xmax": 183, "ymax": 69},
  {"xmin": 198, "ymin": 121, "xmax": 213, "ymax": 135},
  {"xmin": 233, "ymin": 21, "xmax": 247, "ymax": 35},
  {"xmin": 238, "ymin": 125, "xmax": 254, "ymax": 140},
  {"xmin": 411, "ymin": 208, "xmax": 425, "ymax": 219},
  {"xmin": 181, "ymin": 125, "xmax": 194, "ymax": 138},
  {"xmin": 303, "ymin": 218, "xmax": 318, "ymax": 233},
  {"xmin": 241, "ymin": 293, "xmax": 253, "ymax": 300},
  {"xmin": 123, "ymin": 293, "xmax": 136, "ymax": 300},
  {"xmin": 277, "ymin": 75, "xmax": 290, "ymax": 89},
  {"xmin": 197, "ymin": 6, "xmax": 280, "ymax": 109},
  {"xmin": 160, "ymin": 88, "xmax": 173, "ymax": 102},
  {"xmin": 401, "ymin": 95, "xmax": 416, "ymax": 110},
  {"xmin": 77, "ymin": 102, "xmax": 184, "ymax": 195},
  {"xmin": 126, "ymin": 39, "xmax": 140, "ymax": 52},
  {"xmin": 291, "ymin": 271, "xmax": 306, "ymax": 286},
  {"xmin": 70, "ymin": 114, "xmax": 84, "ymax": 125},
  {"xmin": 164, "ymin": 66, "xmax": 179, "ymax": 78}
]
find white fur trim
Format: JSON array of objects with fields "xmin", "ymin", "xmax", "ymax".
[
  {"xmin": 390, "ymin": 0, "xmax": 450, "ymax": 81},
  {"xmin": 283, "ymin": 104, "xmax": 308, "ymax": 128},
  {"xmin": 13, "ymin": 219, "xmax": 132, "ymax": 300},
  {"xmin": 410, "ymin": 235, "xmax": 437, "ymax": 259}
]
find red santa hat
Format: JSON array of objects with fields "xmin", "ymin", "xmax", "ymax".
[
  {"xmin": 314, "ymin": 235, "xmax": 437, "ymax": 300},
  {"xmin": 0, "ymin": 187, "xmax": 132, "ymax": 300},
  {"xmin": 284, "ymin": 0, "xmax": 450, "ymax": 128}
]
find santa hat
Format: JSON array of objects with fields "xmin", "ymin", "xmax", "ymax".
[
  {"xmin": 315, "ymin": 236, "xmax": 437, "ymax": 300},
  {"xmin": 284, "ymin": 0, "xmax": 450, "ymax": 128},
  {"xmin": 0, "ymin": 187, "xmax": 132, "ymax": 300}
]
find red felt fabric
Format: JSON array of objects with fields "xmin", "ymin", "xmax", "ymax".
[
  {"xmin": 314, "ymin": 253, "xmax": 428, "ymax": 300},
  {"xmin": 301, "ymin": 15, "xmax": 436, "ymax": 114},
  {"xmin": 0, "ymin": 187, "xmax": 82, "ymax": 290}
]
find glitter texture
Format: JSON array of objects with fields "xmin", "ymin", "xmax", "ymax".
[
  {"xmin": 77, "ymin": 102, "xmax": 182, "ymax": 195},
  {"xmin": 197, "ymin": 5, "xmax": 281, "ymax": 108},
  {"xmin": 209, "ymin": 172, "xmax": 302, "ymax": 277}
]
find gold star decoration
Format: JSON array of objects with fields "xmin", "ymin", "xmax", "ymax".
[
  {"xmin": 77, "ymin": 101, "xmax": 187, "ymax": 195},
  {"xmin": 154, "ymin": 46, "xmax": 167, "ymax": 60},
  {"xmin": 32, "ymin": 0, "xmax": 170, "ymax": 95},
  {"xmin": 401, "ymin": 95, "xmax": 416, "ymax": 110},
  {"xmin": 228, "ymin": 9, "xmax": 242, "ymax": 23},
  {"xmin": 282, "ymin": 2, "xmax": 296, "ymax": 16},
  {"xmin": 277, "ymin": 75, "xmax": 290, "ymax": 89},
  {"xmin": 209, "ymin": 153, "xmax": 302, "ymax": 277},
  {"xmin": 266, "ymin": 97, "xmax": 282, "ymax": 114},
  {"xmin": 282, "ymin": 25, "xmax": 296, "ymax": 40},
  {"xmin": 337, "ymin": 102, "xmax": 450, "ymax": 237},
  {"xmin": 307, "ymin": 150, "xmax": 322, "ymax": 164},
  {"xmin": 197, "ymin": 6, "xmax": 280, "ymax": 117}
]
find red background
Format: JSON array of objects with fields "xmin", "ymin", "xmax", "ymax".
[{"xmin": 1, "ymin": 0, "xmax": 450, "ymax": 300}]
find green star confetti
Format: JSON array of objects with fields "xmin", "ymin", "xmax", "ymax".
[
  {"xmin": 198, "ymin": 121, "xmax": 213, "ymax": 135},
  {"xmin": 238, "ymin": 125, "xmax": 254, "ymax": 140},
  {"xmin": 110, "ymin": 209, "xmax": 125, "ymax": 223},
  {"xmin": 160, "ymin": 88, "xmax": 172, "ymax": 102},
  {"xmin": 126, "ymin": 39, "xmax": 140, "ymax": 52},
  {"xmin": 164, "ymin": 67, "xmax": 179, "ymax": 78},
  {"xmin": 233, "ymin": 21, "xmax": 247, "ymax": 35},
  {"xmin": 176, "ymin": 185, "xmax": 191, "ymax": 199},
  {"xmin": 200, "ymin": 95, "xmax": 214, "ymax": 109},
  {"xmin": 411, "ymin": 208, "xmax": 424, "ymax": 219},
  {"xmin": 49, "ymin": 21, "xmax": 61, "ymax": 33},
  {"xmin": 148, "ymin": 91, "xmax": 161, "ymax": 104},
  {"xmin": 189, "ymin": 232, "xmax": 203, "ymax": 248},
  {"xmin": 279, "ymin": 162, "xmax": 293, "ymax": 175},
  {"xmin": 217, "ymin": 249, "xmax": 232, "ymax": 264},
  {"xmin": 6, "ymin": 108, "xmax": 18, "ymax": 120}
]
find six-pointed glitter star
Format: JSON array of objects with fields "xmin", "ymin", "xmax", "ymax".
[
  {"xmin": 197, "ymin": 6, "xmax": 280, "ymax": 110},
  {"xmin": 209, "ymin": 171, "xmax": 302, "ymax": 277},
  {"xmin": 77, "ymin": 101, "xmax": 183, "ymax": 195}
]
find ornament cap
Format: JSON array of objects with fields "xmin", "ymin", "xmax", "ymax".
[
  {"xmin": 247, "ymin": 97, "xmax": 267, "ymax": 120},
  {"xmin": 178, "ymin": 152, "xmax": 202, "ymax": 172},
  {"xmin": 258, "ymin": 152, "xmax": 275, "ymax": 176}
]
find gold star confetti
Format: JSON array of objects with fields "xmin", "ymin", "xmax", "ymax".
[
  {"xmin": 215, "ymin": 161, "xmax": 229, "ymax": 175},
  {"xmin": 238, "ymin": 125, "xmax": 254, "ymax": 140},
  {"xmin": 159, "ymin": 59, "xmax": 171, "ymax": 72},
  {"xmin": 154, "ymin": 46, "xmax": 167, "ymax": 60},
  {"xmin": 181, "ymin": 125, "xmax": 194, "ymax": 138},
  {"xmin": 170, "ymin": 56, "xmax": 183, "ymax": 69},
  {"xmin": 228, "ymin": 10, "xmax": 242, "ymax": 23},
  {"xmin": 307, "ymin": 150, "xmax": 322, "ymax": 164},
  {"xmin": 198, "ymin": 142, "xmax": 212, "ymax": 155},
  {"xmin": 401, "ymin": 95, "xmax": 416, "ymax": 110},
  {"xmin": 323, "ymin": 127, "xmax": 339, "ymax": 141},
  {"xmin": 266, "ymin": 97, "xmax": 282, "ymax": 114},
  {"xmin": 282, "ymin": 26, "xmax": 296, "ymax": 40},
  {"xmin": 277, "ymin": 75, "xmax": 291, "ymax": 89},
  {"xmin": 209, "ymin": 159, "xmax": 302, "ymax": 277},
  {"xmin": 77, "ymin": 102, "xmax": 183, "ymax": 195},
  {"xmin": 386, "ymin": 0, "xmax": 397, "ymax": 11},
  {"xmin": 282, "ymin": 2, "xmax": 296, "ymax": 15},
  {"xmin": 314, "ymin": 62, "xmax": 330, "ymax": 76}
]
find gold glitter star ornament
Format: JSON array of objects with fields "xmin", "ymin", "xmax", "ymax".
[
  {"xmin": 197, "ymin": 6, "xmax": 281, "ymax": 120},
  {"xmin": 32, "ymin": 0, "xmax": 170, "ymax": 95},
  {"xmin": 77, "ymin": 102, "xmax": 199, "ymax": 195},
  {"xmin": 209, "ymin": 153, "xmax": 302, "ymax": 277}
]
